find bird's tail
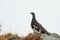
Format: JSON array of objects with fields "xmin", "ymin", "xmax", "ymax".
[{"xmin": 46, "ymin": 32, "xmax": 51, "ymax": 35}]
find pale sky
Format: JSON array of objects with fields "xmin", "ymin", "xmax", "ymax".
[{"xmin": 0, "ymin": 0, "xmax": 60, "ymax": 36}]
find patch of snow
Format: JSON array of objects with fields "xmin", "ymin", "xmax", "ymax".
[{"xmin": 41, "ymin": 34, "xmax": 60, "ymax": 40}]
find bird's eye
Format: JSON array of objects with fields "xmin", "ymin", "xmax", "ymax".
[{"xmin": 8, "ymin": 36, "xmax": 15, "ymax": 40}]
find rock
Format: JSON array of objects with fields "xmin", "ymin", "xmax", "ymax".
[{"xmin": 50, "ymin": 33, "xmax": 60, "ymax": 39}]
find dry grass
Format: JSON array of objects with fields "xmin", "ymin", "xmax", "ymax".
[{"xmin": 0, "ymin": 33, "xmax": 42, "ymax": 40}]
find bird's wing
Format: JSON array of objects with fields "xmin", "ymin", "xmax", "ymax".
[
  {"xmin": 33, "ymin": 20, "xmax": 48, "ymax": 32},
  {"xmin": 33, "ymin": 20, "xmax": 43, "ymax": 28}
]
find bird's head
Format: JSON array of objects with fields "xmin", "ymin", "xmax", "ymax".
[
  {"xmin": 31, "ymin": 12, "xmax": 35, "ymax": 15},
  {"xmin": 31, "ymin": 12, "xmax": 35, "ymax": 19}
]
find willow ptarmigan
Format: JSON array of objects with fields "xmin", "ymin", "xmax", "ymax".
[{"xmin": 30, "ymin": 12, "xmax": 50, "ymax": 35}]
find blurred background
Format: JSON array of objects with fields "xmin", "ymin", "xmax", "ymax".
[{"xmin": 0, "ymin": 0, "xmax": 60, "ymax": 36}]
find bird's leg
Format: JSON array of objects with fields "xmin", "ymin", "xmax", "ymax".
[{"xmin": 39, "ymin": 29, "xmax": 41, "ymax": 36}]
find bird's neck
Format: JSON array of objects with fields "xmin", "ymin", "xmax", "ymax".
[{"xmin": 32, "ymin": 15, "xmax": 36, "ymax": 20}]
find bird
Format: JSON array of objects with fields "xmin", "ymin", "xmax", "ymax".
[{"xmin": 30, "ymin": 12, "xmax": 50, "ymax": 35}]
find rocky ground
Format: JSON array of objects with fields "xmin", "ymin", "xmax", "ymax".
[{"xmin": 0, "ymin": 33, "xmax": 60, "ymax": 40}]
